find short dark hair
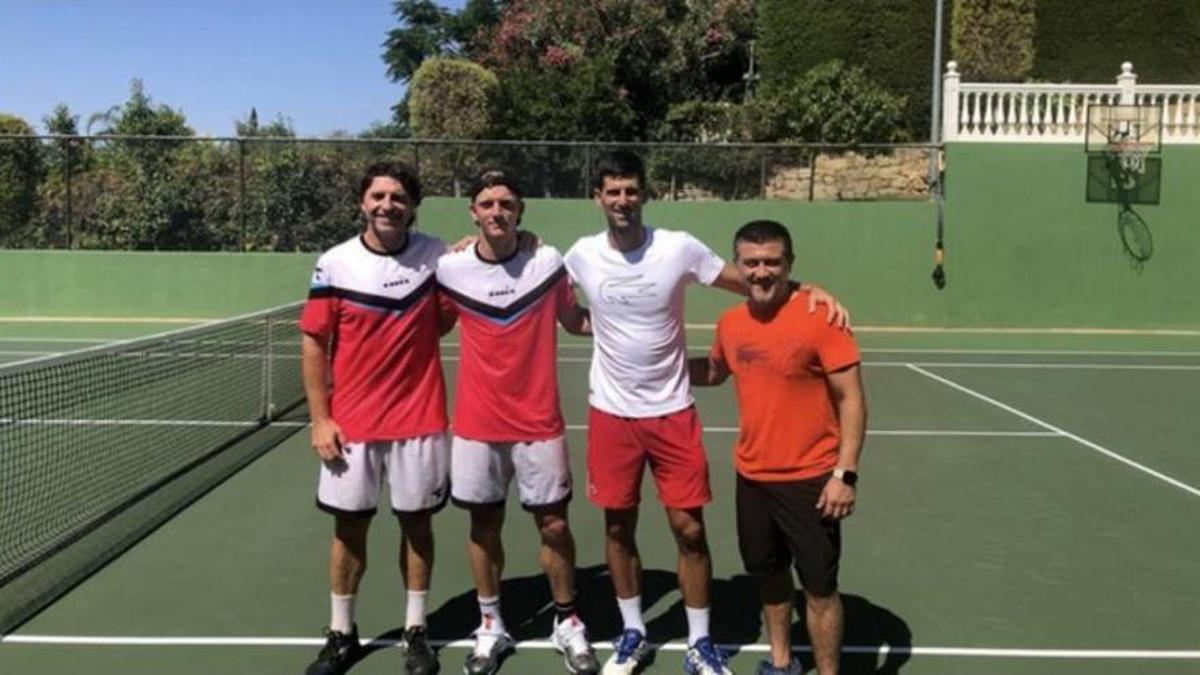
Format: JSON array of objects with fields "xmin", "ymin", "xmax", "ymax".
[
  {"xmin": 358, "ymin": 161, "xmax": 422, "ymax": 205},
  {"xmin": 469, "ymin": 168, "xmax": 524, "ymax": 202},
  {"xmin": 734, "ymin": 219, "xmax": 794, "ymax": 261},
  {"xmin": 593, "ymin": 150, "xmax": 646, "ymax": 191}
]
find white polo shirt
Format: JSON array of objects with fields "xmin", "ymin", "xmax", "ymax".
[{"xmin": 564, "ymin": 226, "xmax": 724, "ymax": 418}]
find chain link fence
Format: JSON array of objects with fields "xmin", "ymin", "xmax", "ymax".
[{"xmin": 0, "ymin": 135, "xmax": 936, "ymax": 252}]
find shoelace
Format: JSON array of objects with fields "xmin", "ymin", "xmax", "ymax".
[
  {"xmin": 694, "ymin": 639, "xmax": 727, "ymax": 669},
  {"xmin": 613, "ymin": 629, "xmax": 643, "ymax": 661}
]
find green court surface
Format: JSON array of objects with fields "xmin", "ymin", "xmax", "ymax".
[{"xmin": 2, "ymin": 319, "xmax": 1199, "ymax": 674}]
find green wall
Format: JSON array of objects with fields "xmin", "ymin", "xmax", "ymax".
[{"xmin": 1, "ymin": 144, "xmax": 1197, "ymax": 328}]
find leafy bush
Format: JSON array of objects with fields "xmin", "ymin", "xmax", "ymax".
[
  {"xmin": 771, "ymin": 61, "xmax": 909, "ymax": 145},
  {"xmin": 952, "ymin": 0, "xmax": 1036, "ymax": 81}
]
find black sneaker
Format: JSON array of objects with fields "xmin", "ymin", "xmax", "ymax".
[
  {"xmin": 306, "ymin": 625, "xmax": 362, "ymax": 675},
  {"xmin": 404, "ymin": 625, "xmax": 440, "ymax": 675}
]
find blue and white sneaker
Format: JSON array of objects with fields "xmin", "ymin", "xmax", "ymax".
[
  {"xmin": 600, "ymin": 629, "xmax": 649, "ymax": 675},
  {"xmin": 683, "ymin": 637, "xmax": 733, "ymax": 675}
]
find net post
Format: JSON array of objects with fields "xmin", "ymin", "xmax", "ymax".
[{"xmin": 261, "ymin": 310, "xmax": 275, "ymax": 421}]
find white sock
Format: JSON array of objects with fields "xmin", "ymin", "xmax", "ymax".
[
  {"xmin": 405, "ymin": 589, "xmax": 428, "ymax": 629},
  {"xmin": 330, "ymin": 592, "xmax": 355, "ymax": 634},
  {"xmin": 478, "ymin": 595, "xmax": 506, "ymax": 634},
  {"xmin": 617, "ymin": 595, "xmax": 646, "ymax": 634},
  {"xmin": 685, "ymin": 605, "xmax": 710, "ymax": 647}
]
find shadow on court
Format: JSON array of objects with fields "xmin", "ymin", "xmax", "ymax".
[
  {"xmin": 790, "ymin": 593, "xmax": 912, "ymax": 674},
  {"xmin": 357, "ymin": 566, "xmax": 909, "ymax": 674}
]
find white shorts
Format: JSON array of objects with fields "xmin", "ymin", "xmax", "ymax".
[
  {"xmin": 450, "ymin": 436, "xmax": 572, "ymax": 510},
  {"xmin": 316, "ymin": 433, "xmax": 450, "ymax": 517}
]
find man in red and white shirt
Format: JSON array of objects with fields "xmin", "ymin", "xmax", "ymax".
[
  {"xmin": 436, "ymin": 170, "xmax": 597, "ymax": 675},
  {"xmin": 299, "ymin": 161, "xmax": 445, "ymax": 675},
  {"xmin": 564, "ymin": 151, "xmax": 847, "ymax": 675}
]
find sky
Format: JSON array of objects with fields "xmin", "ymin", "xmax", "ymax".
[{"xmin": 0, "ymin": 0, "xmax": 466, "ymax": 137}]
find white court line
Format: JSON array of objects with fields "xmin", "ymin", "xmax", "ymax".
[
  {"xmin": 535, "ymin": 344, "xmax": 1200, "ymax": 358},
  {"xmin": 563, "ymin": 425, "xmax": 1053, "ymax": 437},
  {"xmin": 2, "ymin": 634, "xmax": 1198, "ymax": 660},
  {"xmin": 0, "ymin": 337, "xmax": 112, "ymax": 344},
  {"xmin": 682, "ymin": 324, "xmax": 1200, "ymax": 336},
  {"xmin": 907, "ymin": 364, "xmax": 1200, "ymax": 499},
  {"xmin": 0, "ymin": 419, "xmax": 1047, "ymax": 437},
  {"xmin": 868, "ymin": 361, "xmax": 1200, "ymax": 371},
  {"xmin": 862, "ymin": 348, "xmax": 1200, "ymax": 357},
  {"xmin": 0, "ymin": 350, "xmax": 60, "ymax": 357},
  {"xmin": 538, "ymin": 358, "xmax": 1200, "ymax": 371},
  {"xmin": 0, "ymin": 418, "xmax": 310, "ymax": 428},
  {"xmin": 0, "ymin": 317, "xmax": 207, "ymax": 324}
]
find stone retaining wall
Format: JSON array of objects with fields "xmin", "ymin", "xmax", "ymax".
[{"xmin": 767, "ymin": 148, "xmax": 931, "ymax": 201}]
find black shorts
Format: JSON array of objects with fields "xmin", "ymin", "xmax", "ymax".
[{"xmin": 736, "ymin": 473, "xmax": 841, "ymax": 597}]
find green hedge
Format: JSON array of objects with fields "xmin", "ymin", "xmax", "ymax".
[
  {"xmin": 758, "ymin": 0, "xmax": 942, "ymax": 136},
  {"xmin": 1033, "ymin": 0, "xmax": 1200, "ymax": 83}
]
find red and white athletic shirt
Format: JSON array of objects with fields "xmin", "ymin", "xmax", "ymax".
[
  {"xmin": 565, "ymin": 227, "xmax": 725, "ymax": 418},
  {"xmin": 299, "ymin": 233, "xmax": 448, "ymax": 443},
  {"xmin": 436, "ymin": 245, "xmax": 576, "ymax": 442}
]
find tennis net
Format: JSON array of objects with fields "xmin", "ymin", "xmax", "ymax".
[{"xmin": 0, "ymin": 302, "xmax": 306, "ymax": 633}]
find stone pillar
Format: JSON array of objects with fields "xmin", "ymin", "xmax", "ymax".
[
  {"xmin": 1117, "ymin": 62, "xmax": 1137, "ymax": 105},
  {"xmin": 943, "ymin": 61, "xmax": 961, "ymax": 141}
]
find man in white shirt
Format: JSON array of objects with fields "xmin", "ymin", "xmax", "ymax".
[{"xmin": 563, "ymin": 151, "xmax": 845, "ymax": 675}]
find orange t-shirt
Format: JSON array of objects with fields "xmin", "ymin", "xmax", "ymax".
[{"xmin": 711, "ymin": 291, "xmax": 861, "ymax": 482}]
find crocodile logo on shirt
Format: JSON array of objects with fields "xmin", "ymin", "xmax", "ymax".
[{"xmin": 599, "ymin": 275, "xmax": 657, "ymax": 305}]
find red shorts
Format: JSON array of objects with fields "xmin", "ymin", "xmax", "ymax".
[{"xmin": 585, "ymin": 405, "xmax": 711, "ymax": 510}]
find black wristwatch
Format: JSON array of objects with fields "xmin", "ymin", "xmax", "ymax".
[{"xmin": 832, "ymin": 468, "xmax": 858, "ymax": 487}]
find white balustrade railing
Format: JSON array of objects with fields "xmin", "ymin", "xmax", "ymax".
[{"xmin": 943, "ymin": 62, "xmax": 1200, "ymax": 144}]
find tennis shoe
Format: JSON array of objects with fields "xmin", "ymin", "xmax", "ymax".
[
  {"xmin": 404, "ymin": 625, "xmax": 440, "ymax": 674},
  {"xmin": 551, "ymin": 615, "xmax": 599, "ymax": 674},
  {"xmin": 600, "ymin": 628, "xmax": 648, "ymax": 675},
  {"xmin": 683, "ymin": 637, "xmax": 733, "ymax": 675},
  {"xmin": 305, "ymin": 625, "xmax": 362, "ymax": 675},
  {"xmin": 463, "ymin": 627, "xmax": 514, "ymax": 675},
  {"xmin": 755, "ymin": 659, "xmax": 802, "ymax": 675}
]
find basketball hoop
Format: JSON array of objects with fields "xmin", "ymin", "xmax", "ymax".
[{"xmin": 1112, "ymin": 139, "xmax": 1149, "ymax": 177}]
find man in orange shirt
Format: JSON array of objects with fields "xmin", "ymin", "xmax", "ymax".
[{"xmin": 691, "ymin": 220, "xmax": 866, "ymax": 675}]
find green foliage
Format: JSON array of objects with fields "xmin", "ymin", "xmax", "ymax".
[
  {"xmin": 951, "ymin": 0, "xmax": 1035, "ymax": 81},
  {"xmin": 383, "ymin": 0, "xmax": 502, "ymax": 83},
  {"xmin": 0, "ymin": 115, "xmax": 42, "ymax": 246},
  {"xmin": 236, "ymin": 108, "xmax": 296, "ymax": 138},
  {"xmin": 758, "ymin": 0, "xmax": 938, "ymax": 135},
  {"xmin": 492, "ymin": 57, "xmax": 637, "ymax": 141},
  {"xmin": 770, "ymin": 61, "xmax": 910, "ymax": 145},
  {"xmin": 409, "ymin": 58, "xmax": 500, "ymax": 196},
  {"xmin": 1033, "ymin": 0, "xmax": 1200, "ymax": 83},
  {"xmin": 86, "ymin": 79, "xmax": 192, "ymax": 137},
  {"xmin": 409, "ymin": 58, "xmax": 498, "ymax": 139}
]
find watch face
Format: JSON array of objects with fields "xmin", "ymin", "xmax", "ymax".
[{"xmin": 838, "ymin": 470, "xmax": 859, "ymax": 487}]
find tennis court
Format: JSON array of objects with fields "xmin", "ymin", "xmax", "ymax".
[{"xmin": 2, "ymin": 309, "xmax": 1198, "ymax": 675}]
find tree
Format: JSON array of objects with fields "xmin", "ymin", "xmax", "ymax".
[
  {"xmin": 1033, "ymin": 0, "xmax": 1200, "ymax": 83},
  {"xmin": 86, "ymin": 79, "xmax": 192, "ymax": 137},
  {"xmin": 409, "ymin": 58, "xmax": 499, "ymax": 139},
  {"xmin": 0, "ymin": 114, "xmax": 42, "ymax": 246},
  {"xmin": 952, "ymin": 0, "xmax": 1036, "ymax": 81},
  {"xmin": 773, "ymin": 61, "xmax": 909, "ymax": 145},
  {"xmin": 237, "ymin": 108, "xmax": 296, "ymax": 137},
  {"xmin": 408, "ymin": 58, "xmax": 500, "ymax": 195},
  {"xmin": 758, "ymin": 0, "xmax": 938, "ymax": 136},
  {"xmin": 382, "ymin": 0, "xmax": 503, "ymax": 83}
]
